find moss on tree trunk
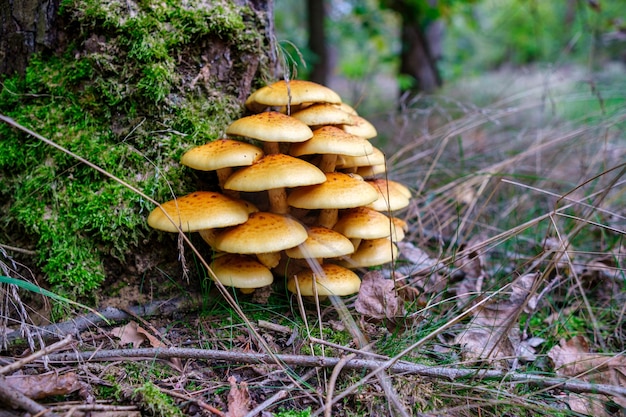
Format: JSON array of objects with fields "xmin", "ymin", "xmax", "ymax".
[{"xmin": 0, "ymin": 0, "xmax": 276, "ymax": 301}]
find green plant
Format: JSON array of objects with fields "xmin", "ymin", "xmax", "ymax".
[
  {"xmin": 0, "ymin": 0, "xmax": 269, "ymax": 299},
  {"xmin": 133, "ymin": 381, "xmax": 184, "ymax": 417}
]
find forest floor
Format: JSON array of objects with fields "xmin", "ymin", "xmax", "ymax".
[{"xmin": 1, "ymin": 64, "xmax": 625, "ymax": 417}]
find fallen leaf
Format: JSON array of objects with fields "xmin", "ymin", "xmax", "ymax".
[
  {"xmin": 548, "ymin": 336, "xmax": 626, "ymax": 414},
  {"xmin": 111, "ymin": 321, "xmax": 165, "ymax": 348},
  {"xmin": 224, "ymin": 376, "xmax": 251, "ymax": 417},
  {"xmin": 454, "ymin": 302, "xmax": 519, "ymax": 367},
  {"xmin": 454, "ymin": 274, "xmax": 542, "ymax": 366},
  {"xmin": 136, "ymin": 324, "xmax": 166, "ymax": 348},
  {"xmin": 354, "ymin": 271, "xmax": 404, "ymax": 320},
  {"xmin": 5, "ymin": 372, "xmax": 83, "ymax": 400}
]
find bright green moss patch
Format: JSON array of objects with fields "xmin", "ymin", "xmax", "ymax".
[{"xmin": 0, "ymin": 0, "xmax": 270, "ymax": 299}]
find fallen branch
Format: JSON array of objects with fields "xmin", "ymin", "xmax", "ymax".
[
  {"xmin": 45, "ymin": 347, "xmax": 626, "ymax": 398},
  {"xmin": 3, "ymin": 296, "xmax": 201, "ymax": 345},
  {"xmin": 0, "ymin": 335, "xmax": 74, "ymax": 375}
]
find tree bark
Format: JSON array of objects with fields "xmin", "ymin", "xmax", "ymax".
[
  {"xmin": 0, "ymin": 0, "xmax": 278, "ymax": 298},
  {"xmin": 399, "ymin": 17, "xmax": 443, "ymax": 95},
  {"xmin": 0, "ymin": 0, "xmax": 61, "ymax": 76},
  {"xmin": 307, "ymin": 0, "xmax": 329, "ymax": 85}
]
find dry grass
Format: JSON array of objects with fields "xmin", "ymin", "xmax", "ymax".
[{"xmin": 1, "ymin": 64, "xmax": 624, "ymax": 416}]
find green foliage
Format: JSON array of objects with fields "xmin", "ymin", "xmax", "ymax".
[
  {"xmin": 133, "ymin": 381, "xmax": 184, "ymax": 417},
  {"xmin": 275, "ymin": 408, "xmax": 312, "ymax": 417},
  {"xmin": 442, "ymin": 0, "xmax": 626, "ymax": 78},
  {"xmin": 0, "ymin": 0, "xmax": 268, "ymax": 299}
]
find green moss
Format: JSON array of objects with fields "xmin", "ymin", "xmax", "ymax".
[
  {"xmin": 133, "ymin": 381, "xmax": 184, "ymax": 417},
  {"xmin": 0, "ymin": 0, "xmax": 270, "ymax": 298}
]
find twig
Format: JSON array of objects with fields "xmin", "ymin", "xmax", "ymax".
[
  {"xmin": 0, "ymin": 244, "xmax": 37, "ymax": 256},
  {"xmin": 244, "ymin": 368, "xmax": 317, "ymax": 417},
  {"xmin": 158, "ymin": 387, "xmax": 224, "ymax": 416},
  {"xmin": 0, "ymin": 335, "xmax": 74, "ymax": 375},
  {"xmin": 0, "ymin": 375, "xmax": 59, "ymax": 417},
  {"xmin": 44, "ymin": 347, "xmax": 626, "ymax": 398},
  {"xmin": 325, "ymin": 354, "xmax": 355, "ymax": 417},
  {"xmin": 3, "ymin": 296, "xmax": 201, "ymax": 344}
]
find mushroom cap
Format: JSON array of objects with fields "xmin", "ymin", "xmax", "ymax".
[
  {"xmin": 285, "ymin": 226, "xmax": 354, "ymax": 259},
  {"xmin": 290, "ymin": 126, "xmax": 373, "ymax": 158},
  {"xmin": 333, "ymin": 102, "xmax": 358, "ymax": 116},
  {"xmin": 366, "ymin": 179, "xmax": 411, "ymax": 212},
  {"xmin": 224, "ymin": 154, "xmax": 326, "ymax": 192},
  {"xmin": 147, "ymin": 191, "xmax": 254, "ymax": 232},
  {"xmin": 246, "ymin": 80, "xmax": 342, "ymax": 109},
  {"xmin": 333, "ymin": 207, "xmax": 394, "ymax": 240},
  {"xmin": 288, "ymin": 263, "xmax": 361, "ymax": 296},
  {"xmin": 180, "ymin": 139, "xmax": 264, "ymax": 171},
  {"xmin": 391, "ymin": 217, "xmax": 408, "ymax": 242},
  {"xmin": 356, "ymin": 163, "xmax": 387, "ymax": 178},
  {"xmin": 292, "ymin": 103, "xmax": 355, "ymax": 126},
  {"xmin": 213, "ymin": 211, "xmax": 308, "ymax": 254},
  {"xmin": 210, "ymin": 253, "xmax": 274, "ymax": 289},
  {"xmin": 287, "ymin": 172, "xmax": 378, "ymax": 209},
  {"xmin": 341, "ymin": 115, "xmax": 377, "ymax": 139},
  {"xmin": 225, "ymin": 111, "xmax": 313, "ymax": 143},
  {"xmin": 336, "ymin": 147, "xmax": 385, "ymax": 169},
  {"xmin": 339, "ymin": 238, "xmax": 398, "ymax": 268}
]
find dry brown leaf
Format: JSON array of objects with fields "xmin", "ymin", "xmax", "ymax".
[
  {"xmin": 111, "ymin": 321, "xmax": 147, "ymax": 348},
  {"xmin": 548, "ymin": 336, "xmax": 626, "ymax": 414},
  {"xmin": 224, "ymin": 376, "xmax": 251, "ymax": 417},
  {"xmin": 135, "ymin": 324, "xmax": 166, "ymax": 348},
  {"xmin": 111, "ymin": 320, "xmax": 165, "ymax": 349},
  {"xmin": 5, "ymin": 371, "xmax": 83, "ymax": 399},
  {"xmin": 454, "ymin": 274, "xmax": 542, "ymax": 366},
  {"xmin": 354, "ymin": 271, "xmax": 404, "ymax": 320},
  {"xmin": 548, "ymin": 336, "xmax": 626, "ymax": 386},
  {"xmin": 454, "ymin": 302, "xmax": 519, "ymax": 367}
]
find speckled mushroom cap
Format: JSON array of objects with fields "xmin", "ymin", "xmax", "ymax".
[
  {"xmin": 246, "ymin": 80, "xmax": 342, "ymax": 109},
  {"xmin": 213, "ymin": 211, "xmax": 308, "ymax": 254},
  {"xmin": 285, "ymin": 226, "xmax": 354, "ymax": 259},
  {"xmin": 336, "ymin": 147, "xmax": 385, "ymax": 169},
  {"xmin": 287, "ymin": 263, "xmax": 361, "ymax": 296},
  {"xmin": 341, "ymin": 115, "xmax": 378, "ymax": 139},
  {"xmin": 287, "ymin": 172, "xmax": 378, "ymax": 210},
  {"xmin": 366, "ymin": 179, "xmax": 412, "ymax": 212},
  {"xmin": 224, "ymin": 154, "xmax": 326, "ymax": 192},
  {"xmin": 210, "ymin": 253, "xmax": 274, "ymax": 289},
  {"xmin": 147, "ymin": 191, "xmax": 255, "ymax": 233},
  {"xmin": 292, "ymin": 103, "xmax": 355, "ymax": 126},
  {"xmin": 290, "ymin": 126, "xmax": 373, "ymax": 158},
  {"xmin": 225, "ymin": 111, "xmax": 313, "ymax": 143},
  {"xmin": 339, "ymin": 238, "xmax": 398, "ymax": 268},
  {"xmin": 180, "ymin": 139, "xmax": 264, "ymax": 171},
  {"xmin": 333, "ymin": 207, "xmax": 394, "ymax": 240}
]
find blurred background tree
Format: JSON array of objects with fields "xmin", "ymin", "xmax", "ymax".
[{"xmin": 275, "ymin": 0, "xmax": 625, "ymax": 111}]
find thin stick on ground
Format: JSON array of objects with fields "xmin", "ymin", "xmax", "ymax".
[
  {"xmin": 0, "ymin": 334, "xmax": 74, "ymax": 375},
  {"xmin": 44, "ymin": 346, "xmax": 626, "ymax": 398},
  {"xmin": 324, "ymin": 353, "xmax": 355, "ymax": 417},
  {"xmin": 243, "ymin": 368, "xmax": 318, "ymax": 417}
]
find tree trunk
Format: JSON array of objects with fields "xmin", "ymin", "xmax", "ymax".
[
  {"xmin": 307, "ymin": 0, "xmax": 329, "ymax": 85},
  {"xmin": 398, "ymin": 15, "xmax": 443, "ymax": 95},
  {"xmin": 0, "ymin": 0, "xmax": 277, "ymax": 298}
]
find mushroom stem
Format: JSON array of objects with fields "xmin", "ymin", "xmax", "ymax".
[
  {"xmin": 318, "ymin": 208, "xmax": 338, "ymax": 229},
  {"xmin": 316, "ymin": 155, "xmax": 338, "ymax": 228},
  {"xmin": 263, "ymin": 142, "xmax": 280, "ymax": 155},
  {"xmin": 216, "ymin": 167, "xmax": 240, "ymax": 198},
  {"xmin": 318, "ymin": 154, "xmax": 337, "ymax": 173},
  {"xmin": 268, "ymin": 188, "xmax": 289, "ymax": 214},
  {"xmin": 262, "ymin": 142, "xmax": 289, "ymax": 214}
]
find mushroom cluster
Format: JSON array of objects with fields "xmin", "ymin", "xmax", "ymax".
[{"xmin": 147, "ymin": 80, "xmax": 412, "ymax": 298}]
